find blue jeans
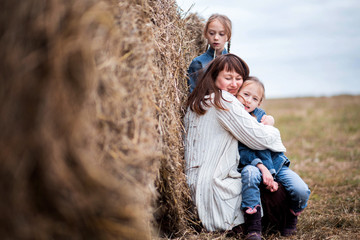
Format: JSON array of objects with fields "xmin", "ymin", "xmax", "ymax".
[{"xmin": 241, "ymin": 165, "xmax": 310, "ymax": 213}]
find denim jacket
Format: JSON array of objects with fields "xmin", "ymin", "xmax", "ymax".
[
  {"xmin": 187, "ymin": 47, "xmax": 228, "ymax": 93},
  {"xmin": 238, "ymin": 108, "xmax": 290, "ymax": 177}
]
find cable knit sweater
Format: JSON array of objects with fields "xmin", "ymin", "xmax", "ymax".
[{"xmin": 184, "ymin": 90, "xmax": 286, "ymax": 231}]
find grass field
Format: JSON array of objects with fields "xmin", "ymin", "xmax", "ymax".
[
  {"xmin": 262, "ymin": 95, "xmax": 360, "ymax": 239},
  {"xmin": 178, "ymin": 95, "xmax": 360, "ymax": 239}
]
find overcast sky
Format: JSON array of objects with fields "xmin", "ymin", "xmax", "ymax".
[{"xmin": 176, "ymin": 0, "xmax": 360, "ymax": 98}]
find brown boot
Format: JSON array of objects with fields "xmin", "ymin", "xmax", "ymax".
[{"xmin": 244, "ymin": 206, "xmax": 262, "ymax": 240}]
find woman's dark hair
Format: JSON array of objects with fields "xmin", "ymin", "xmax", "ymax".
[{"xmin": 187, "ymin": 53, "xmax": 250, "ymax": 115}]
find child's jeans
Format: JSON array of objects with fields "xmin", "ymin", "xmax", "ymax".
[{"xmin": 241, "ymin": 165, "xmax": 310, "ymax": 214}]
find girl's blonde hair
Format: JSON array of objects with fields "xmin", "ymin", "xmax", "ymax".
[{"xmin": 204, "ymin": 14, "xmax": 232, "ymax": 52}]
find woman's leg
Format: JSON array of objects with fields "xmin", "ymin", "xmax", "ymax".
[{"xmin": 260, "ymin": 182, "xmax": 289, "ymax": 234}]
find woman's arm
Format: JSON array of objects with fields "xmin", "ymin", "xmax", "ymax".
[{"xmin": 216, "ymin": 91, "xmax": 286, "ymax": 152}]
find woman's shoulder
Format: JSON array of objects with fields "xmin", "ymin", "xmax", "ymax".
[
  {"xmin": 217, "ymin": 91, "xmax": 246, "ymax": 113},
  {"xmin": 221, "ymin": 90, "xmax": 237, "ymax": 102},
  {"xmin": 206, "ymin": 92, "xmax": 233, "ymax": 103}
]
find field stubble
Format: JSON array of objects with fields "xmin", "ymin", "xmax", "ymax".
[{"xmin": 262, "ymin": 95, "xmax": 360, "ymax": 239}]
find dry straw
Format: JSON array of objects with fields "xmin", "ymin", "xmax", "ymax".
[
  {"xmin": 147, "ymin": 0, "xmax": 206, "ymax": 236},
  {"xmin": 0, "ymin": 0, "xmax": 205, "ymax": 239}
]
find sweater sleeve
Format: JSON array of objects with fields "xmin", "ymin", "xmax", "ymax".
[
  {"xmin": 252, "ymin": 108, "xmax": 266, "ymax": 122},
  {"xmin": 216, "ymin": 91, "xmax": 286, "ymax": 152}
]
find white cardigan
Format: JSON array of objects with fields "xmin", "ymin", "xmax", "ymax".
[{"xmin": 184, "ymin": 90, "xmax": 286, "ymax": 231}]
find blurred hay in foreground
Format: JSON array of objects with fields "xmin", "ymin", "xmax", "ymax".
[{"xmin": 0, "ymin": 0, "xmax": 205, "ymax": 239}]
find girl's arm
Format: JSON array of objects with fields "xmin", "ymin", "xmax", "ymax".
[
  {"xmin": 256, "ymin": 163, "xmax": 275, "ymax": 189},
  {"xmin": 216, "ymin": 91, "xmax": 286, "ymax": 152},
  {"xmin": 187, "ymin": 60, "xmax": 202, "ymax": 93},
  {"xmin": 253, "ymin": 108, "xmax": 275, "ymax": 126}
]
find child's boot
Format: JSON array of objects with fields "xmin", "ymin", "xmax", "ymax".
[
  {"xmin": 244, "ymin": 205, "xmax": 262, "ymax": 240},
  {"xmin": 281, "ymin": 209, "xmax": 298, "ymax": 236}
]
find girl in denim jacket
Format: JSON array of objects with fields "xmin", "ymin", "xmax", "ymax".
[
  {"xmin": 236, "ymin": 77, "xmax": 311, "ymax": 239},
  {"xmin": 187, "ymin": 14, "xmax": 231, "ymax": 93}
]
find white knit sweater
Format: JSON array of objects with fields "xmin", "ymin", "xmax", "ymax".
[{"xmin": 184, "ymin": 90, "xmax": 286, "ymax": 231}]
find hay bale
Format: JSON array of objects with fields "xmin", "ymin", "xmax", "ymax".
[
  {"xmin": 0, "ymin": 0, "xmax": 205, "ymax": 238},
  {"xmin": 0, "ymin": 0, "xmax": 156, "ymax": 239},
  {"xmin": 147, "ymin": 0, "xmax": 205, "ymax": 236}
]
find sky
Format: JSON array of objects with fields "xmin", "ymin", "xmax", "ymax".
[{"xmin": 176, "ymin": 0, "xmax": 360, "ymax": 98}]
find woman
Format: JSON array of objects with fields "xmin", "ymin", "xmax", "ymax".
[{"xmin": 184, "ymin": 54, "xmax": 286, "ymax": 239}]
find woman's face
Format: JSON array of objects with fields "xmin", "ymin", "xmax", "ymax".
[{"xmin": 215, "ymin": 69, "xmax": 243, "ymax": 95}]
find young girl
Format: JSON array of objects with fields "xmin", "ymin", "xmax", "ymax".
[
  {"xmin": 187, "ymin": 14, "xmax": 232, "ymax": 92},
  {"xmin": 236, "ymin": 77, "xmax": 311, "ymax": 238}
]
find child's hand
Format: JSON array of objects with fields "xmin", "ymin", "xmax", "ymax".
[
  {"xmin": 261, "ymin": 115, "xmax": 275, "ymax": 126},
  {"xmin": 267, "ymin": 181, "xmax": 279, "ymax": 192},
  {"xmin": 262, "ymin": 169, "xmax": 274, "ymax": 187},
  {"xmin": 257, "ymin": 163, "xmax": 274, "ymax": 187}
]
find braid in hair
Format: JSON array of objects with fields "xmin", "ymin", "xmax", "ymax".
[
  {"xmin": 205, "ymin": 43, "xmax": 210, "ymax": 52},
  {"xmin": 227, "ymin": 40, "xmax": 231, "ymax": 53}
]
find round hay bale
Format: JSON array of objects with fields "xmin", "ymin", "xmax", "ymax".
[{"xmin": 0, "ymin": 0, "xmax": 206, "ymax": 238}]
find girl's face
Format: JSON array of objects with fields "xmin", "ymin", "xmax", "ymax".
[
  {"xmin": 205, "ymin": 19, "xmax": 228, "ymax": 54},
  {"xmin": 237, "ymin": 82, "xmax": 263, "ymax": 113},
  {"xmin": 215, "ymin": 69, "xmax": 243, "ymax": 95}
]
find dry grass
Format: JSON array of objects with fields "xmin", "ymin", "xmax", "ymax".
[{"xmin": 262, "ymin": 95, "xmax": 360, "ymax": 239}]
